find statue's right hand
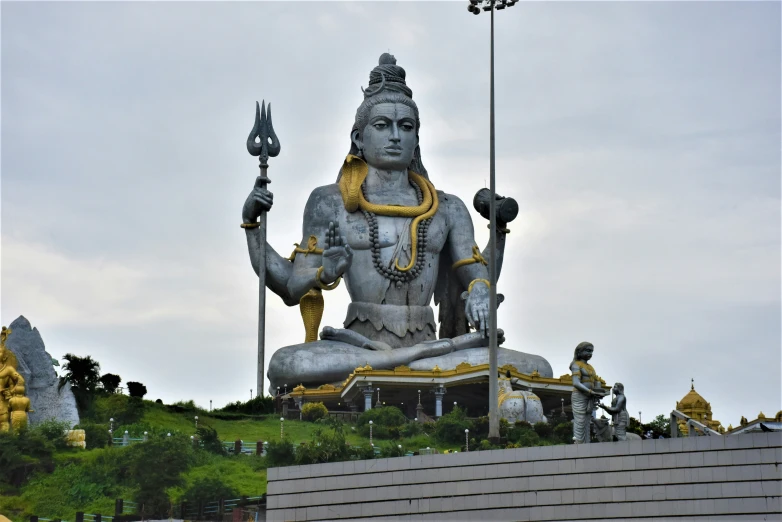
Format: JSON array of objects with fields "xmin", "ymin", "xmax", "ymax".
[
  {"xmin": 242, "ymin": 176, "xmax": 274, "ymax": 223},
  {"xmin": 320, "ymin": 222, "xmax": 353, "ymax": 282}
]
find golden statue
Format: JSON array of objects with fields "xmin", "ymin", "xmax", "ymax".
[
  {"xmin": 0, "ymin": 326, "xmax": 26, "ymax": 432},
  {"xmin": 9, "ymin": 384, "xmax": 33, "ymax": 432}
]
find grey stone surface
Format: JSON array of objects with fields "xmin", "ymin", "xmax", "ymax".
[
  {"xmin": 7, "ymin": 316, "xmax": 58, "ymax": 388},
  {"xmin": 6, "ymin": 316, "xmax": 79, "ymax": 428}
]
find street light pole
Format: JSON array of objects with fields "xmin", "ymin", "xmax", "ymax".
[{"xmin": 467, "ymin": 0, "xmax": 517, "ymax": 441}]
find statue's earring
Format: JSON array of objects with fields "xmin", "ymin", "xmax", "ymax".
[{"xmin": 357, "ymin": 148, "xmax": 364, "ymax": 160}]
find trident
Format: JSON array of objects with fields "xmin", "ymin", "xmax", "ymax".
[{"xmin": 247, "ymin": 101, "xmax": 281, "ymax": 397}]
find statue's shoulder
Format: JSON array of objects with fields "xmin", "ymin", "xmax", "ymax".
[
  {"xmin": 436, "ymin": 190, "xmax": 470, "ymax": 215},
  {"xmin": 306, "ymin": 183, "xmax": 342, "ymax": 201},
  {"xmin": 303, "ymin": 183, "xmax": 344, "ymax": 215}
]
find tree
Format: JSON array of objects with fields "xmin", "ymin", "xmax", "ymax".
[
  {"xmin": 644, "ymin": 414, "xmax": 671, "ymax": 438},
  {"xmin": 60, "ymin": 354, "xmax": 101, "ymax": 394},
  {"xmin": 128, "ymin": 435, "xmax": 191, "ymax": 516},
  {"xmin": 60, "ymin": 354, "xmax": 101, "ymax": 413},
  {"xmin": 126, "ymin": 381, "xmax": 147, "ymax": 399},
  {"xmin": 99, "ymin": 373, "xmax": 122, "ymax": 394}
]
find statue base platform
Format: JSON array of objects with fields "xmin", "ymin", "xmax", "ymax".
[{"xmin": 279, "ymin": 353, "xmax": 586, "ymax": 422}]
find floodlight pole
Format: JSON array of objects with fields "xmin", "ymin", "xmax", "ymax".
[
  {"xmin": 487, "ymin": 0, "xmax": 500, "ymax": 443},
  {"xmin": 466, "ymin": 0, "xmax": 516, "ymax": 441}
]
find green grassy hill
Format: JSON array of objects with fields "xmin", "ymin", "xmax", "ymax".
[
  {"xmin": 0, "ymin": 394, "xmax": 578, "ymax": 521},
  {"xmin": 0, "ymin": 395, "xmax": 452, "ymax": 521}
]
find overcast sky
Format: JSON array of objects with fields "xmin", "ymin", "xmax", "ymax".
[{"xmin": 2, "ymin": 1, "xmax": 779, "ymax": 428}]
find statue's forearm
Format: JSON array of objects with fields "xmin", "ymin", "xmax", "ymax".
[
  {"xmin": 454, "ymin": 262, "xmax": 490, "ymax": 292},
  {"xmin": 287, "ymin": 266, "xmax": 323, "ymax": 303},
  {"xmin": 572, "ymin": 377, "xmax": 592, "ymax": 395},
  {"xmin": 481, "ymin": 230, "xmax": 507, "ymax": 280},
  {"xmin": 245, "ymin": 229, "xmax": 298, "ymax": 307}
]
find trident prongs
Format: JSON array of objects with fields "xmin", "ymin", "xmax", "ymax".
[{"xmin": 247, "ymin": 100, "xmax": 281, "ymax": 166}]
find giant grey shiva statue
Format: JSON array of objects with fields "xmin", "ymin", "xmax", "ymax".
[{"xmin": 242, "ymin": 54, "xmax": 552, "ymax": 394}]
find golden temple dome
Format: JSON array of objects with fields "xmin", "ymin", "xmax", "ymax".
[
  {"xmin": 675, "ymin": 379, "xmax": 723, "ymax": 434},
  {"xmin": 676, "ymin": 382, "xmax": 711, "ymax": 411}
]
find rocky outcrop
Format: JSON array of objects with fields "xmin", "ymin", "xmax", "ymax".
[{"xmin": 6, "ymin": 316, "xmax": 79, "ymax": 428}]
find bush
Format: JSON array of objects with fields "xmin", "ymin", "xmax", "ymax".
[
  {"xmin": 510, "ymin": 429, "xmax": 540, "ymax": 447},
  {"xmin": 434, "ymin": 407, "xmax": 471, "ymax": 444},
  {"xmin": 0, "ymin": 429, "xmax": 54, "ymax": 488},
  {"xmin": 359, "ymin": 424, "xmax": 393, "ymax": 440},
  {"xmin": 533, "ymin": 422, "xmax": 552, "ymax": 439},
  {"xmin": 76, "ymin": 422, "xmax": 110, "ymax": 450},
  {"xmin": 127, "ymin": 434, "xmax": 192, "ymax": 517},
  {"xmin": 507, "ymin": 422, "xmax": 543, "ymax": 447},
  {"xmin": 301, "ymin": 402, "xmax": 328, "ymax": 422},
  {"xmin": 379, "ymin": 443, "xmax": 406, "ymax": 458},
  {"xmin": 181, "ymin": 477, "xmax": 238, "ymax": 505},
  {"xmin": 195, "ymin": 425, "xmax": 225, "ymax": 456},
  {"xmin": 91, "ymin": 394, "xmax": 144, "ymax": 425},
  {"xmin": 350, "ymin": 444, "xmax": 376, "ymax": 460},
  {"xmin": 400, "ymin": 422, "xmax": 422, "ymax": 438},
  {"xmin": 126, "ymin": 382, "xmax": 147, "ymax": 399},
  {"xmin": 265, "ymin": 438, "xmax": 296, "ymax": 467},
  {"xmin": 472, "ymin": 416, "xmax": 489, "ymax": 439},
  {"xmin": 32, "ymin": 419, "xmax": 71, "ymax": 450},
  {"xmin": 358, "ymin": 406, "xmax": 407, "ymax": 427},
  {"xmin": 553, "ymin": 421, "xmax": 573, "ymax": 443},
  {"xmin": 295, "ymin": 425, "xmax": 351, "ymax": 465},
  {"xmin": 219, "ymin": 396, "xmax": 274, "ymax": 415}
]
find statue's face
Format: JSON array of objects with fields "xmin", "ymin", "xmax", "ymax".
[
  {"xmin": 582, "ymin": 347, "xmax": 593, "ymax": 361},
  {"xmin": 354, "ymin": 102, "xmax": 418, "ymax": 171}
]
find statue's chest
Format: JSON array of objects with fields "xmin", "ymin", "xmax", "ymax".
[{"xmin": 341, "ymin": 210, "xmax": 447, "ymax": 252}]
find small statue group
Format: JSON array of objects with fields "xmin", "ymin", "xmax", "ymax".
[
  {"xmin": 0, "ymin": 327, "xmax": 33, "ymax": 433},
  {"xmin": 570, "ymin": 341, "xmax": 629, "ymax": 443}
]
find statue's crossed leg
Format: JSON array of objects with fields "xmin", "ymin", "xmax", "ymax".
[{"xmin": 267, "ymin": 328, "xmax": 503, "ymax": 394}]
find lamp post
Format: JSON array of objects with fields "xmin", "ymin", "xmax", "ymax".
[
  {"xmin": 465, "ymin": 429, "xmax": 470, "ymax": 452},
  {"xmin": 639, "ymin": 411, "xmax": 642, "ymax": 425},
  {"xmin": 369, "ymin": 420, "xmax": 374, "ymax": 446},
  {"xmin": 210, "ymin": 399, "xmax": 212, "ymax": 412},
  {"xmin": 466, "ymin": 0, "xmax": 517, "ymax": 441},
  {"xmin": 194, "ymin": 415, "xmax": 199, "ymax": 430},
  {"xmin": 280, "ymin": 417, "xmax": 285, "ymax": 440},
  {"xmin": 109, "ymin": 418, "xmax": 114, "ymax": 432},
  {"xmin": 417, "ymin": 390, "xmax": 421, "ymax": 404}
]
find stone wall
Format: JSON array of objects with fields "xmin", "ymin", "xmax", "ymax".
[{"xmin": 267, "ymin": 432, "xmax": 781, "ymax": 521}]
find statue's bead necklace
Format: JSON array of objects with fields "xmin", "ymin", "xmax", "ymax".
[{"xmin": 362, "ymin": 180, "xmax": 430, "ymax": 286}]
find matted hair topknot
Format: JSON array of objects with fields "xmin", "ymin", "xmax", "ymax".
[{"xmin": 362, "ymin": 53, "xmax": 413, "ymax": 99}]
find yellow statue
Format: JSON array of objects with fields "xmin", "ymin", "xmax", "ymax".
[
  {"xmin": 9, "ymin": 384, "xmax": 33, "ymax": 432},
  {"xmin": 0, "ymin": 326, "xmax": 25, "ymax": 432}
]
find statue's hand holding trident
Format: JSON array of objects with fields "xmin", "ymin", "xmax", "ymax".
[{"xmin": 245, "ymin": 101, "xmax": 281, "ymax": 396}]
